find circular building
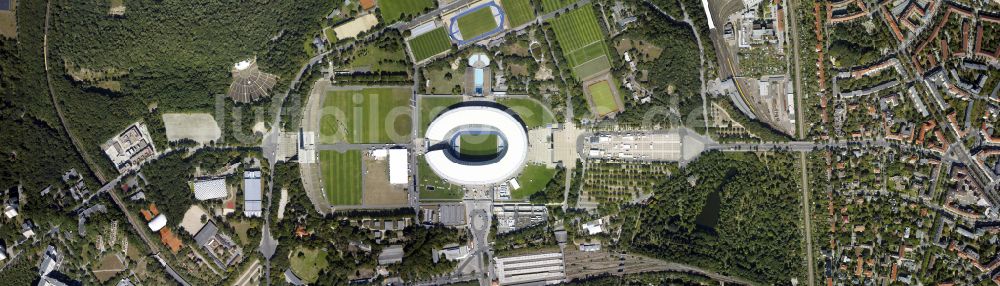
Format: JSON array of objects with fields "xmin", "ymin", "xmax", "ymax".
[{"xmin": 424, "ymin": 105, "xmax": 528, "ymax": 185}]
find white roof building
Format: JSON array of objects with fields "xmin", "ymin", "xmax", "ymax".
[
  {"xmin": 192, "ymin": 178, "xmax": 227, "ymax": 201},
  {"xmin": 0, "ymin": 245, "xmax": 7, "ymax": 261},
  {"xmin": 582, "ymin": 219, "xmax": 604, "ymax": 235},
  {"xmin": 3, "ymin": 205, "xmax": 17, "ymax": 218},
  {"xmin": 389, "ymin": 149, "xmax": 409, "ymax": 185},
  {"xmin": 424, "ymin": 106, "xmax": 528, "ymax": 185},
  {"xmin": 243, "ymin": 170, "xmax": 263, "ymax": 217},
  {"xmin": 147, "ymin": 214, "xmax": 167, "ymax": 232},
  {"xmin": 495, "ymin": 252, "xmax": 565, "ymax": 285},
  {"xmin": 441, "ymin": 245, "xmax": 470, "ymax": 261}
]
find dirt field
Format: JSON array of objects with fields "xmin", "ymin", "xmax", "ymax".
[
  {"xmin": 333, "ymin": 14, "xmax": 379, "ymax": 40},
  {"xmin": 179, "ymin": 205, "xmax": 208, "ymax": 236},
  {"xmin": 362, "ymin": 157, "xmax": 408, "ymax": 206},
  {"xmin": 0, "ymin": 0, "xmax": 16, "ymax": 39},
  {"xmin": 163, "ymin": 113, "xmax": 222, "ymax": 144}
]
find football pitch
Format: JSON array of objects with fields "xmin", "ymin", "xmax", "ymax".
[
  {"xmin": 459, "ymin": 134, "xmax": 499, "ymax": 157},
  {"xmin": 408, "ymin": 27, "xmax": 452, "ymax": 62},
  {"xmin": 500, "ymin": 0, "xmax": 535, "ymax": 27},
  {"xmin": 549, "ymin": 3, "xmax": 612, "ymax": 80},
  {"xmin": 456, "ymin": 7, "xmax": 499, "ymax": 40},
  {"xmin": 319, "ymin": 87, "xmax": 412, "ymax": 144},
  {"xmin": 588, "ymin": 80, "xmax": 620, "ymax": 116},
  {"xmin": 319, "ymin": 150, "xmax": 362, "ymax": 206}
]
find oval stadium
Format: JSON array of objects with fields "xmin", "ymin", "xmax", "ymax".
[{"xmin": 424, "ymin": 105, "xmax": 528, "ymax": 186}]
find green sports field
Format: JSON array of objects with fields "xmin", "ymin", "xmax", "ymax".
[
  {"xmin": 319, "ymin": 150, "xmax": 362, "ymax": 206},
  {"xmin": 319, "ymin": 87, "xmax": 412, "ymax": 144},
  {"xmin": 456, "ymin": 7, "xmax": 499, "ymax": 40},
  {"xmin": 588, "ymin": 80, "xmax": 620, "ymax": 116},
  {"xmin": 498, "ymin": 98, "xmax": 556, "ymax": 129},
  {"xmin": 459, "ymin": 134, "xmax": 498, "ymax": 157},
  {"xmin": 549, "ymin": 3, "xmax": 612, "ymax": 80},
  {"xmin": 501, "ymin": 0, "xmax": 536, "ymax": 27},
  {"xmin": 379, "ymin": 0, "xmax": 435, "ymax": 24},
  {"xmin": 419, "ymin": 96, "xmax": 462, "ymax": 134},
  {"xmin": 408, "ymin": 28, "xmax": 452, "ymax": 62}
]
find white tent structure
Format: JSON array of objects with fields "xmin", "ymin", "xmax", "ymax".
[{"xmin": 389, "ymin": 149, "xmax": 409, "ymax": 185}]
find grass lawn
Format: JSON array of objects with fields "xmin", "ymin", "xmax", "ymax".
[
  {"xmin": 424, "ymin": 67, "xmax": 465, "ymax": 94},
  {"xmin": 498, "ymin": 98, "xmax": 556, "ymax": 129},
  {"xmin": 409, "ymin": 28, "xmax": 452, "ymax": 62},
  {"xmin": 457, "ymin": 7, "xmax": 499, "ymax": 40},
  {"xmin": 541, "ymin": 0, "xmax": 576, "ymax": 13},
  {"xmin": 323, "ymin": 27, "xmax": 337, "ymax": 42},
  {"xmin": 459, "ymin": 134, "xmax": 498, "ymax": 157},
  {"xmin": 289, "ymin": 247, "xmax": 330, "ymax": 284},
  {"xmin": 549, "ymin": 3, "xmax": 612, "ymax": 80},
  {"xmin": 231, "ymin": 220, "xmax": 253, "ymax": 245},
  {"xmin": 419, "ymin": 96, "xmax": 463, "ymax": 134},
  {"xmin": 320, "ymin": 150, "xmax": 362, "ymax": 206},
  {"xmin": 379, "ymin": 0, "xmax": 435, "ymax": 24},
  {"xmin": 418, "ymin": 157, "xmax": 465, "ymax": 200},
  {"xmin": 319, "ymin": 87, "xmax": 412, "ymax": 144},
  {"xmin": 588, "ymin": 80, "xmax": 620, "ymax": 116},
  {"xmin": 344, "ymin": 44, "xmax": 409, "ymax": 72},
  {"xmin": 501, "ymin": 0, "xmax": 536, "ymax": 27},
  {"xmin": 511, "ymin": 164, "xmax": 558, "ymax": 200}
]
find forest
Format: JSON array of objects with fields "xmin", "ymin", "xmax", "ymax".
[
  {"xmin": 41, "ymin": 0, "xmax": 338, "ymax": 176},
  {"xmin": 621, "ymin": 151, "xmax": 805, "ymax": 284}
]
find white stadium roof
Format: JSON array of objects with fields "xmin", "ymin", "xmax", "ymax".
[
  {"xmin": 193, "ymin": 178, "xmax": 227, "ymax": 201},
  {"xmin": 425, "ymin": 106, "xmax": 528, "ymax": 185}
]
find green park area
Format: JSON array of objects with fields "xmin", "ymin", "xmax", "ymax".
[
  {"xmin": 587, "ymin": 80, "xmax": 620, "ymax": 116},
  {"xmin": 501, "ymin": 0, "xmax": 536, "ymax": 27},
  {"xmin": 456, "ymin": 7, "xmax": 498, "ymax": 40},
  {"xmin": 541, "ymin": 0, "xmax": 576, "ymax": 13},
  {"xmin": 289, "ymin": 247, "xmax": 330, "ymax": 283},
  {"xmin": 319, "ymin": 87, "xmax": 412, "ymax": 144},
  {"xmin": 320, "ymin": 150, "xmax": 362, "ymax": 206},
  {"xmin": 549, "ymin": 3, "xmax": 613, "ymax": 80},
  {"xmin": 498, "ymin": 98, "xmax": 556, "ymax": 129},
  {"xmin": 459, "ymin": 134, "xmax": 499, "ymax": 157},
  {"xmin": 378, "ymin": 0, "xmax": 435, "ymax": 24},
  {"xmin": 511, "ymin": 164, "xmax": 558, "ymax": 200},
  {"xmin": 418, "ymin": 157, "xmax": 465, "ymax": 200},
  {"xmin": 419, "ymin": 96, "xmax": 462, "ymax": 134},
  {"xmin": 408, "ymin": 28, "xmax": 452, "ymax": 62}
]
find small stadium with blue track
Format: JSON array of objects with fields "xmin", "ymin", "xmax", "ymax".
[{"xmin": 448, "ymin": 2, "xmax": 506, "ymax": 46}]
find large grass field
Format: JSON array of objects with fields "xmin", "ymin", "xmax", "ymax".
[
  {"xmin": 408, "ymin": 28, "xmax": 452, "ymax": 62},
  {"xmin": 418, "ymin": 157, "xmax": 465, "ymax": 200},
  {"xmin": 511, "ymin": 164, "xmax": 558, "ymax": 200},
  {"xmin": 319, "ymin": 150, "xmax": 362, "ymax": 206},
  {"xmin": 588, "ymin": 80, "xmax": 620, "ymax": 116},
  {"xmin": 379, "ymin": 0, "xmax": 435, "ymax": 24},
  {"xmin": 289, "ymin": 247, "xmax": 329, "ymax": 283},
  {"xmin": 457, "ymin": 7, "xmax": 499, "ymax": 40},
  {"xmin": 549, "ymin": 3, "xmax": 612, "ymax": 80},
  {"xmin": 459, "ymin": 134, "xmax": 498, "ymax": 157},
  {"xmin": 419, "ymin": 96, "xmax": 462, "ymax": 134},
  {"xmin": 541, "ymin": 0, "xmax": 576, "ymax": 13},
  {"xmin": 319, "ymin": 87, "xmax": 412, "ymax": 144},
  {"xmin": 498, "ymin": 98, "xmax": 556, "ymax": 129},
  {"xmin": 343, "ymin": 43, "xmax": 409, "ymax": 72},
  {"xmin": 501, "ymin": 0, "xmax": 536, "ymax": 27}
]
